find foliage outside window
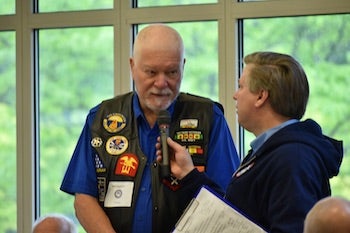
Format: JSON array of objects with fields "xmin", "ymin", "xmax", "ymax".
[
  {"xmin": 39, "ymin": 0, "xmax": 113, "ymax": 12},
  {"xmin": 0, "ymin": 0, "xmax": 349, "ymax": 232},
  {"xmin": 38, "ymin": 27, "xmax": 114, "ymax": 229},
  {"xmin": 243, "ymin": 15, "xmax": 350, "ymax": 196},
  {"xmin": 0, "ymin": 31, "xmax": 16, "ymax": 233}
]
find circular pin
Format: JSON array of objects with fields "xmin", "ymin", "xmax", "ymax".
[{"xmin": 91, "ymin": 137, "xmax": 103, "ymax": 148}]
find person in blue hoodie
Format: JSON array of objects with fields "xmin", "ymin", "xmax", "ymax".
[{"xmin": 156, "ymin": 51, "xmax": 343, "ymax": 233}]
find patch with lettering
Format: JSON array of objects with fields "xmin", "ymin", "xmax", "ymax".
[
  {"xmin": 180, "ymin": 119, "xmax": 198, "ymax": 128},
  {"xmin": 106, "ymin": 135, "xmax": 128, "ymax": 155},
  {"xmin": 97, "ymin": 177, "xmax": 107, "ymax": 202},
  {"xmin": 115, "ymin": 153, "xmax": 139, "ymax": 177},
  {"xmin": 103, "ymin": 113, "xmax": 126, "ymax": 133}
]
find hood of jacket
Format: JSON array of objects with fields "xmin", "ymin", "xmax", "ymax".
[{"xmin": 260, "ymin": 119, "xmax": 343, "ymax": 178}]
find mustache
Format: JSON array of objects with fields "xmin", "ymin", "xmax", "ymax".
[{"xmin": 151, "ymin": 89, "xmax": 173, "ymax": 95}]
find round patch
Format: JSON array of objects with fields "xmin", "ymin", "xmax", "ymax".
[
  {"xmin": 103, "ymin": 113, "xmax": 126, "ymax": 133},
  {"xmin": 106, "ymin": 135, "xmax": 128, "ymax": 155}
]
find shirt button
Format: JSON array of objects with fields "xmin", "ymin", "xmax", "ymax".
[
  {"xmin": 154, "ymin": 206, "xmax": 159, "ymax": 212},
  {"xmin": 153, "ymin": 162, "xmax": 158, "ymax": 167}
]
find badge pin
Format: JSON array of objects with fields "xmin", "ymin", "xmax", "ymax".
[
  {"xmin": 188, "ymin": 145, "xmax": 204, "ymax": 155},
  {"xmin": 91, "ymin": 137, "xmax": 103, "ymax": 148},
  {"xmin": 235, "ymin": 162, "xmax": 255, "ymax": 178},
  {"xmin": 162, "ymin": 175, "xmax": 181, "ymax": 191},
  {"xmin": 95, "ymin": 154, "xmax": 106, "ymax": 173}
]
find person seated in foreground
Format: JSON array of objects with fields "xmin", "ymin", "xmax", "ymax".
[
  {"xmin": 304, "ymin": 196, "xmax": 350, "ymax": 233},
  {"xmin": 32, "ymin": 213, "xmax": 77, "ymax": 233}
]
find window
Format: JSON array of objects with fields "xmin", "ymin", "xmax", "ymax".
[
  {"xmin": 38, "ymin": 27, "xmax": 113, "ymax": 220},
  {"xmin": 39, "ymin": 0, "xmax": 113, "ymax": 12},
  {"xmin": 0, "ymin": 0, "xmax": 15, "ymax": 15},
  {"xmin": 1, "ymin": 0, "xmax": 349, "ymax": 232},
  {"xmin": 243, "ymin": 14, "xmax": 350, "ymax": 196},
  {"xmin": 137, "ymin": 0, "xmax": 217, "ymax": 7},
  {"xmin": 0, "ymin": 31, "xmax": 16, "ymax": 233}
]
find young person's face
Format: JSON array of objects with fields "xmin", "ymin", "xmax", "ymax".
[{"xmin": 233, "ymin": 64, "xmax": 260, "ymax": 132}]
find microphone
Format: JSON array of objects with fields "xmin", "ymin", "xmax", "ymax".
[{"xmin": 157, "ymin": 110, "xmax": 171, "ymax": 178}]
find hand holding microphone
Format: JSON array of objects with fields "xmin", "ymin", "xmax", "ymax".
[
  {"xmin": 157, "ymin": 110, "xmax": 171, "ymax": 178},
  {"xmin": 156, "ymin": 110, "xmax": 195, "ymax": 179}
]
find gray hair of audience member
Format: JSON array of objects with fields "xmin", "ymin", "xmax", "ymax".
[
  {"xmin": 304, "ymin": 196, "xmax": 350, "ymax": 233},
  {"xmin": 32, "ymin": 214, "xmax": 77, "ymax": 233}
]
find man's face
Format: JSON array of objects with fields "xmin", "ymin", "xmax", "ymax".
[
  {"xmin": 130, "ymin": 48, "xmax": 184, "ymax": 113},
  {"xmin": 233, "ymin": 64, "xmax": 260, "ymax": 132}
]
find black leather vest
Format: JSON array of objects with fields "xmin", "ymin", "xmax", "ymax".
[{"xmin": 90, "ymin": 92, "xmax": 217, "ymax": 232}]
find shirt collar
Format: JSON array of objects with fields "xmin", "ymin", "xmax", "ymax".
[{"xmin": 250, "ymin": 119, "xmax": 299, "ymax": 154}]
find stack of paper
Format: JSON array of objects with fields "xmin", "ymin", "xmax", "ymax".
[{"xmin": 173, "ymin": 187, "xmax": 267, "ymax": 233}]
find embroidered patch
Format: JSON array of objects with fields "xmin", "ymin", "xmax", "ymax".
[
  {"xmin": 175, "ymin": 131, "xmax": 203, "ymax": 142},
  {"xmin": 115, "ymin": 153, "xmax": 139, "ymax": 177},
  {"xmin": 103, "ymin": 113, "xmax": 126, "ymax": 133},
  {"xmin": 97, "ymin": 177, "xmax": 107, "ymax": 202},
  {"xmin": 180, "ymin": 119, "xmax": 198, "ymax": 128},
  {"xmin": 106, "ymin": 135, "xmax": 128, "ymax": 155}
]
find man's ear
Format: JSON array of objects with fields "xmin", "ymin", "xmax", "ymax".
[{"xmin": 255, "ymin": 89, "xmax": 269, "ymax": 107}]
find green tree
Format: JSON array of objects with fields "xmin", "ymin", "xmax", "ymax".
[{"xmin": 244, "ymin": 14, "xmax": 350, "ymax": 197}]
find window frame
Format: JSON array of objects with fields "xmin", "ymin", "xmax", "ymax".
[{"xmin": 1, "ymin": 0, "xmax": 349, "ymax": 231}]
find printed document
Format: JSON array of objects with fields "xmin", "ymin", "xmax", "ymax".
[{"xmin": 173, "ymin": 186, "xmax": 267, "ymax": 233}]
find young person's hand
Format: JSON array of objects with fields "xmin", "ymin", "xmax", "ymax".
[{"xmin": 156, "ymin": 137, "xmax": 195, "ymax": 180}]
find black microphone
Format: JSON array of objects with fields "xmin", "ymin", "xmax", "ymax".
[{"xmin": 157, "ymin": 110, "xmax": 171, "ymax": 178}]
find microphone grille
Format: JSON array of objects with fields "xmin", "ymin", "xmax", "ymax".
[{"xmin": 157, "ymin": 110, "xmax": 171, "ymax": 125}]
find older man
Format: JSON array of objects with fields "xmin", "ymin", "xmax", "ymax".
[{"xmin": 61, "ymin": 24, "xmax": 240, "ymax": 233}]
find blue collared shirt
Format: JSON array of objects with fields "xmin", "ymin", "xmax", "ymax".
[
  {"xmin": 131, "ymin": 94, "xmax": 176, "ymax": 233},
  {"xmin": 131, "ymin": 94, "xmax": 239, "ymax": 233}
]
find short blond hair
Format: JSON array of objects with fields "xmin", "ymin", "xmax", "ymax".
[{"xmin": 244, "ymin": 51, "xmax": 309, "ymax": 119}]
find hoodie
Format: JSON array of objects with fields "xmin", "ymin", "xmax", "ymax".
[{"xmin": 225, "ymin": 119, "xmax": 343, "ymax": 233}]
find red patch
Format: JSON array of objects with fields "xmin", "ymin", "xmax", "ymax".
[{"xmin": 115, "ymin": 153, "xmax": 139, "ymax": 177}]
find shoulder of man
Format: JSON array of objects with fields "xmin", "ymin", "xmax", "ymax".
[{"xmin": 178, "ymin": 92, "xmax": 224, "ymax": 114}]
